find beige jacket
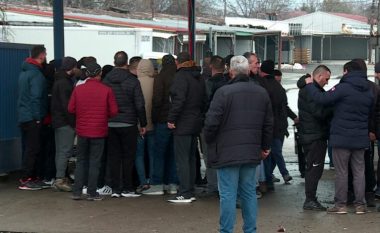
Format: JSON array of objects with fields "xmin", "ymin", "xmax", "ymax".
[{"xmin": 137, "ymin": 59, "xmax": 155, "ymax": 131}]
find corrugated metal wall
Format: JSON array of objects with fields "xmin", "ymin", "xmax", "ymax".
[{"xmin": 0, "ymin": 43, "xmax": 34, "ymax": 173}]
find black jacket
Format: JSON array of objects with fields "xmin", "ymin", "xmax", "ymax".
[
  {"xmin": 51, "ymin": 70, "xmax": 75, "ymax": 129},
  {"xmin": 262, "ymin": 75, "xmax": 294, "ymax": 138},
  {"xmin": 168, "ymin": 64, "xmax": 206, "ymax": 135},
  {"xmin": 297, "ymin": 75, "xmax": 332, "ymax": 145},
  {"xmin": 103, "ymin": 68, "xmax": 147, "ymax": 127},
  {"xmin": 306, "ymin": 71, "xmax": 373, "ymax": 149},
  {"xmin": 368, "ymin": 81, "xmax": 380, "ymax": 138},
  {"xmin": 204, "ymin": 74, "xmax": 273, "ymax": 168},
  {"xmin": 205, "ymin": 72, "xmax": 229, "ymax": 111},
  {"xmin": 152, "ymin": 64, "xmax": 177, "ymax": 124}
]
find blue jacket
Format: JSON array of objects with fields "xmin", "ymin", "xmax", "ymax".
[
  {"xmin": 306, "ymin": 71, "xmax": 373, "ymax": 149},
  {"xmin": 17, "ymin": 61, "xmax": 48, "ymax": 123}
]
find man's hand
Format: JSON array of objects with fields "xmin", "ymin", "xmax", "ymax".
[
  {"xmin": 293, "ymin": 117, "xmax": 299, "ymax": 125},
  {"xmin": 369, "ymin": 132, "xmax": 376, "ymax": 141},
  {"xmin": 167, "ymin": 122, "xmax": 176, "ymax": 129},
  {"xmin": 261, "ymin": 150, "xmax": 270, "ymax": 160},
  {"xmin": 140, "ymin": 127, "xmax": 147, "ymax": 136},
  {"xmin": 305, "ymin": 76, "xmax": 313, "ymax": 84}
]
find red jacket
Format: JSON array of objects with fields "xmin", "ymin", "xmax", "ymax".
[{"xmin": 68, "ymin": 78, "xmax": 118, "ymax": 138}]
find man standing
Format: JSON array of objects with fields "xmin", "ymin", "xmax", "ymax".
[
  {"xmin": 297, "ymin": 65, "xmax": 333, "ymax": 210},
  {"xmin": 243, "ymin": 52, "xmax": 261, "ymax": 84},
  {"xmin": 51, "ymin": 56, "xmax": 77, "ymax": 192},
  {"xmin": 18, "ymin": 45, "xmax": 48, "ymax": 190},
  {"xmin": 204, "ymin": 55, "xmax": 273, "ymax": 233},
  {"xmin": 259, "ymin": 60, "xmax": 294, "ymax": 188},
  {"xmin": 305, "ymin": 61, "xmax": 373, "ymax": 214},
  {"xmin": 374, "ymin": 62, "xmax": 380, "ymax": 199},
  {"xmin": 167, "ymin": 52, "xmax": 206, "ymax": 203},
  {"xmin": 103, "ymin": 51, "xmax": 146, "ymax": 198},
  {"xmin": 69, "ymin": 62, "xmax": 118, "ymax": 201}
]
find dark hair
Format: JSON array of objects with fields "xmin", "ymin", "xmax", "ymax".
[
  {"xmin": 101, "ymin": 65, "xmax": 113, "ymax": 80},
  {"xmin": 273, "ymin": 69, "xmax": 282, "ymax": 76},
  {"xmin": 31, "ymin": 45, "xmax": 46, "ymax": 59},
  {"xmin": 343, "ymin": 61, "xmax": 362, "ymax": 73},
  {"xmin": 210, "ymin": 55, "xmax": 225, "ymax": 71},
  {"xmin": 177, "ymin": 52, "xmax": 191, "ymax": 64},
  {"xmin": 224, "ymin": 54, "xmax": 234, "ymax": 66},
  {"xmin": 77, "ymin": 56, "xmax": 97, "ymax": 68},
  {"xmin": 129, "ymin": 56, "xmax": 142, "ymax": 70},
  {"xmin": 351, "ymin": 58, "xmax": 367, "ymax": 72},
  {"xmin": 114, "ymin": 51, "xmax": 128, "ymax": 67},
  {"xmin": 243, "ymin": 52, "xmax": 257, "ymax": 59},
  {"xmin": 313, "ymin": 65, "xmax": 331, "ymax": 77}
]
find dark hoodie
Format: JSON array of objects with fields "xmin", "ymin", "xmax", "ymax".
[
  {"xmin": 306, "ymin": 71, "xmax": 374, "ymax": 149},
  {"xmin": 103, "ymin": 68, "xmax": 147, "ymax": 127},
  {"xmin": 168, "ymin": 61, "xmax": 207, "ymax": 135},
  {"xmin": 18, "ymin": 58, "xmax": 48, "ymax": 123}
]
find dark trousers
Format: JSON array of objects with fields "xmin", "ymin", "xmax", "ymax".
[
  {"xmin": 73, "ymin": 136, "xmax": 105, "ymax": 197},
  {"xmin": 20, "ymin": 121, "xmax": 41, "ymax": 179},
  {"xmin": 174, "ymin": 135, "xmax": 197, "ymax": 198},
  {"xmin": 108, "ymin": 126, "xmax": 138, "ymax": 193},
  {"xmin": 377, "ymin": 140, "xmax": 380, "ymax": 188},
  {"xmin": 303, "ymin": 140, "xmax": 327, "ymax": 201},
  {"xmin": 37, "ymin": 124, "xmax": 56, "ymax": 180}
]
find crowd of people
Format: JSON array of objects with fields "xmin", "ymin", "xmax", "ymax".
[{"xmin": 15, "ymin": 45, "xmax": 380, "ymax": 233}]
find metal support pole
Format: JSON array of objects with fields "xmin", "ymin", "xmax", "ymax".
[
  {"xmin": 53, "ymin": 0, "xmax": 64, "ymax": 65},
  {"xmin": 188, "ymin": 0, "xmax": 195, "ymax": 60},
  {"xmin": 278, "ymin": 32, "xmax": 282, "ymax": 70},
  {"xmin": 209, "ymin": 27, "xmax": 213, "ymax": 54}
]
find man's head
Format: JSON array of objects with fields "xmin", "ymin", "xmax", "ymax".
[
  {"xmin": 259, "ymin": 60, "xmax": 275, "ymax": 77},
  {"xmin": 176, "ymin": 52, "xmax": 191, "ymax": 67},
  {"xmin": 60, "ymin": 56, "xmax": 77, "ymax": 76},
  {"xmin": 114, "ymin": 51, "xmax": 128, "ymax": 68},
  {"xmin": 274, "ymin": 69, "xmax": 282, "ymax": 83},
  {"xmin": 229, "ymin": 56, "xmax": 249, "ymax": 79},
  {"xmin": 343, "ymin": 61, "xmax": 362, "ymax": 75},
  {"xmin": 129, "ymin": 56, "xmax": 142, "ymax": 75},
  {"xmin": 375, "ymin": 62, "xmax": 380, "ymax": 80},
  {"xmin": 243, "ymin": 52, "xmax": 260, "ymax": 75},
  {"xmin": 312, "ymin": 65, "xmax": 331, "ymax": 87},
  {"xmin": 31, "ymin": 45, "xmax": 47, "ymax": 64},
  {"xmin": 210, "ymin": 55, "xmax": 225, "ymax": 76},
  {"xmin": 85, "ymin": 62, "xmax": 102, "ymax": 80},
  {"xmin": 351, "ymin": 58, "xmax": 367, "ymax": 72}
]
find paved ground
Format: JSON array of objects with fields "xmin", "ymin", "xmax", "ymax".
[{"xmin": 1, "ymin": 61, "xmax": 379, "ymax": 233}]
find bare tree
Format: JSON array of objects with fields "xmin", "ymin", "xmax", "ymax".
[
  {"xmin": 299, "ymin": 0, "xmax": 321, "ymax": 12},
  {"xmin": 320, "ymin": 0, "xmax": 353, "ymax": 13},
  {"xmin": 228, "ymin": 0, "xmax": 289, "ymax": 18}
]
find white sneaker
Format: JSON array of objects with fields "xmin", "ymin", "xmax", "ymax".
[
  {"xmin": 97, "ymin": 185, "xmax": 112, "ymax": 196},
  {"xmin": 43, "ymin": 178, "xmax": 55, "ymax": 186},
  {"xmin": 121, "ymin": 191, "xmax": 141, "ymax": 198},
  {"xmin": 142, "ymin": 185, "xmax": 164, "ymax": 195},
  {"xmin": 82, "ymin": 186, "xmax": 88, "ymax": 195},
  {"xmin": 111, "ymin": 193, "xmax": 121, "ymax": 198},
  {"xmin": 190, "ymin": 196, "xmax": 197, "ymax": 201},
  {"xmin": 168, "ymin": 195, "xmax": 192, "ymax": 203},
  {"xmin": 168, "ymin": 184, "xmax": 177, "ymax": 195}
]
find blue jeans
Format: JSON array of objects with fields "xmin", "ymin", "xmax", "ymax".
[
  {"xmin": 135, "ymin": 130, "xmax": 155, "ymax": 185},
  {"xmin": 218, "ymin": 164, "xmax": 257, "ymax": 233},
  {"xmin": 150, "ymin": 123, "xmax": 177, "ymax": 185}
]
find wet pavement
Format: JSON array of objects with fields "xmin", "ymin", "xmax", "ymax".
[{"xmin": 1, "ymin": 61, "xmax": 379, "ymax": 233}]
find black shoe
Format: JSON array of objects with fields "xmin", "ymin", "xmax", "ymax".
[
  {"xmin": 303, "ymin": 199, "xmax": 327, "ymax": 211},
  {"xmin": 366, "ymin": 192, "xmax": 376, "ymax": 207},
  {"xmin": 71, "ymin": 194, "xmax": 82, "ymax": 200},
  {"xmin": 87, "ymin": 193, "xmax": 104, "ymax": 201},
  {"xmin": 196, "ymin": 190, "xmax": 219, "ymax": 198},
  {"xmin": 283, "ymin": 174, "xmax": 293, "ymax": 183}
]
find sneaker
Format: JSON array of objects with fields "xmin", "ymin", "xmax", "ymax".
[
  {"xmin": 121, "ymin": 191, "xmax": 141, "ymax": 198},
  {"xmin": 142, "ymin": 185, "xmax": 164, "ymax": 195},
  {"xmin": 97, "ymin": 185, "xmax": 112, "ymax": 196},
  {"xmin": 303, "ymin": 199, "xmax": 327, "ymax": 211},
  {"xmin": 327, "ymin": 206, "xmax": 348, "ymax": 214},
  {"xmin": 87, "ymin": 193, "xmax": 104, "ymax": 201},
  {"xmin": 167, "ymin": 195, "xmax": 192, "ymax": 203},
  {"xmin": 82, "ymin": 186, "xmax": 88, "ymax": 195},
  {"xmin": 355, "ymin": 205, "xmax": 367, "ymax": 215},
  {"xmin": 136, "ymin": 184, "xmax": 150, "ymax": 194},
  {"xmin": 18, "ymin": 180, "xmax": 43, "ymax": 191},
  {"xmin": 272, "ymin": 175, "xmax": 280, "ymax": 183},
  {"xmin": 196, "ymin": 190, "xmax": 219, "ymax": 198},
  {"xmin": 256, "ymin": 190, "xmax": 263, "ymax": 199},
  {"xmin": 43, "ymin": 178, "xmax": 55, "ymax": 186},
  {"xmin": 53, "ymin": 178, "xmax": 72, "ymax": 192},
  {"xmin": 168, "ymin": 184, "xmax": 178, "ymax": 195},
  {"xmin": 283, "ymin": 174, "xmax": 293, "ymax": 183},
  {"xmin": 34, "ymin": 179, "xmax": 52, "ymax": 189},
  {"xmin": 190, "ymin": 196, "xmax": 197, "ymax": 201},
  {"xmin": 111, "ymin": 193, "xmax": 121, "ymax": 198}
]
